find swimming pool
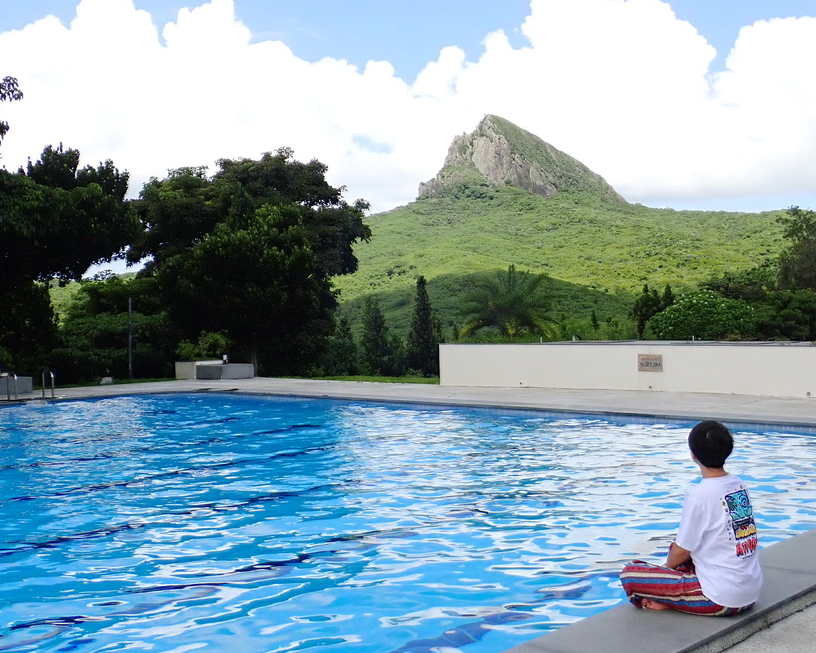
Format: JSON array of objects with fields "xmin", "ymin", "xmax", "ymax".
[{"xmin": 0, "ymin": 393, "xmax": 814, "ymax": 653}]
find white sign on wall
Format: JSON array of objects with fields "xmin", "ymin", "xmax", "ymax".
[{"xmin": 637, "ymin": 354, "xmax": 663, "ymax": 372}]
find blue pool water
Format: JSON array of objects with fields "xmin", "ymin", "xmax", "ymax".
[{"xmin": 0, "ymin": 394, "xmax": 815, "ymax": 653}]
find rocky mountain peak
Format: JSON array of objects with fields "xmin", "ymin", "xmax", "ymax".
[{"xmin": 418, "ymin": 115, "xmax": 624, "ymax": 202}]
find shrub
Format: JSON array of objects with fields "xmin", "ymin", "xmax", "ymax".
[{"xmin": 644, "ymin": 290, "xmax": 754, "ymax": 340}]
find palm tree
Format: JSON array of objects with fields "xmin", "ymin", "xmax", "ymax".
[{"xmin": 460, "ymin": 265, "xmax": 553, "ymax": 338}]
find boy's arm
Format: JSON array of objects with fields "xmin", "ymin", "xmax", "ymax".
[{"xmin": 666, "ymin": 542, "xmax": 692, "ymax": 569}]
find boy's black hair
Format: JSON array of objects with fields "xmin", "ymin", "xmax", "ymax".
[{"xmin": 688, "ymin": 420, "xmax": 733, "ymax": 468}]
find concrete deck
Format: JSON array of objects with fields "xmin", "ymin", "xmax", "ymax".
[
  {"xmin": 3, "ymin": 377, "xmax": 815, "ymax": 653},
  {"xmin": 11, "ymin": 376, "xmax": 816, "ymax": 426}
]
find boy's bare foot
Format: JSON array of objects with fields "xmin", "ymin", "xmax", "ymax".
[{"xmin": 641, "ymin": 599, "xmax": 672, "ymax": 611}]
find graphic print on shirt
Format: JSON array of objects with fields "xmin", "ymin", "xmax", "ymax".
[{"xmin": 725, "ymin": 489, "xmax": 758, "ymax": 557}]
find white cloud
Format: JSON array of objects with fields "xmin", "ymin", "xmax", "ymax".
[{"xmin": 1, "ymin": 0, "xmax": 816, "ymax": 213}]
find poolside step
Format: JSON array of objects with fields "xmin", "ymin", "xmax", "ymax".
[{"xmin": 505, "ymin": 528, "xmax": 816, "ymax": 653}]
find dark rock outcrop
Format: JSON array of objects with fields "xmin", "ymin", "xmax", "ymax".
[{"xmin": 419, "ymin": 115, "xmax": 625, "ymax": 202}]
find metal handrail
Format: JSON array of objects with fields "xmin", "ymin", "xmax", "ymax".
[{"xmin": 42, "ymin": 369, "xmax": 55, "ymax": 399}]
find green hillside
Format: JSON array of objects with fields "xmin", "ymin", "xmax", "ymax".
[
  {"xmin": 334, "ymin": 114, "xmax": 784, "ymax": 337},
  {"xmin": 334, "ymin": 186, "xmax": 783, "ymax": 334},
  {"xmin": 47, "ymin": 115, "xmax": 787, "ymax": 342}
]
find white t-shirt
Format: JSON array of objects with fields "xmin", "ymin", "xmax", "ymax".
[{"xmin": 675, "ymin": 474, "xmax": 762, "ymax": 608}]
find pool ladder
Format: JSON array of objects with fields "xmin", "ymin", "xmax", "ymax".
[{"xmin": 42, "ymin": 369, "xmax": 55, "ymax": 399}]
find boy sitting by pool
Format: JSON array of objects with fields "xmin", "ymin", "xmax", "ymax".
[{"xmin": 620, "ymin": 420, "xmax": 762, "ymax": 615}]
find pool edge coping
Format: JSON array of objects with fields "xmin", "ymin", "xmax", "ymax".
[
  {"xmin": 502, "ymin": 529, "xmax": 816, "ymax": 653},
  {"xmin": 4, "ymin": 378, "xmax": 816, "ymax": 429}
]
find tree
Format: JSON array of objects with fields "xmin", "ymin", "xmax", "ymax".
[
  {"xmin": 0, "ymin": 144, "xmax": 136, "ymax": 287},
  {"xmin": 701, "ymin": 261, "xmax": 816, "ymax": 341},
  {"xmin": 176, "ymin": 331, "xmax": 231, "ymax": 362},
  {"xmin": 212, "ymin": 149, "xmax": 370, "ymax": 277},
  {"xmin": 631, "ymin": 284, "xmax": 674, "ymax": 338},
  {"xmin": 644, "ymin": 290, "xmax": 754, "ymax": 340},
  {"xmin": 130, "ymin": 149, "xmax": 371, "ymax": 374},
  {"xmin": 703, "ymin": 263, "xmax": 777, "ymax": 301},
  {"xmin": 126, "ymin": 166, "xmax": 220, "ymax": 272},
  {"xmin": 460, "ymin": 265, "xmax": 552, "ymax": 338},
  {"xmin": 322, "ymin": 316, "xmax": 359, "ymax": 376},
  {"xmin": 778, "ymin": 206, "xmax": 816, "ymax": 291},
  {"xmin": 753, "ymin": 289, "xmax": 816, "ymax": 341},
  {"xmin": 156, "ymin": 205, "xmax": 332, "ymax": 372},
  {"xmin": 0, "ymin": 282, "xmax": 58, "ymax": 373},
  {"xmin": 50, "ymin": 275, "xmax": 175, "ymax": 383},
  {"xmin": 130, "ymin": 149, "xmax": 371, "ymax": 276},
  {"xmin": 0, "ymin": 76, "xmax": 23, "ymax": 152},
  {"xmin": 407, "ymin": 276, "xmax": 439, "ymax": 376},
  {"xmin": 360, "ymin": 298, "xmax": 392, "ymax": 375},
  {"xmin": 661, "ymin": 284, "xmax": 675, "ymax": 309},
  {"xmin": 0, "ymin": 144, "xmax": 136, "ymax": 373}
]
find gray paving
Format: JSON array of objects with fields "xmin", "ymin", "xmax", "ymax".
[
  {"xmin": 4, "ymin": 377, "xmax": 816, "ymax": 652},
  {"xmin": 14, "ymin": 376, "xmax": 816, "ymax": 427}
]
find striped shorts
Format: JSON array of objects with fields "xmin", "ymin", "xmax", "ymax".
[{"xmin": 620, "ymin": 560, "xmax": 753, "ymax": 616}]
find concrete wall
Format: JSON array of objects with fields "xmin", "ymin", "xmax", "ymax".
[
  {"xmin": 0, "ymin": 375, "xmax": 33, "ymax": 396},
  {"xmin": 175, "ymin": 360, "xmax": 223, "ymax": 380},
  {"xmin": 195, "ymin": 363, "xmax": 255, "ymax": 380},
  {"xmin": 439, "ymin": 341, "xmax": 816, "ymax": 398}
]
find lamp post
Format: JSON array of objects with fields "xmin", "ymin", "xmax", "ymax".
[{"xmin": 128, "ymin": 297, "xmax": 133, "ymax": 379}]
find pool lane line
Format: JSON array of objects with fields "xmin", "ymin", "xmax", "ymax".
[{"xmin": 0, "ymin": 422, "xmax": 324, "ymax": 472}]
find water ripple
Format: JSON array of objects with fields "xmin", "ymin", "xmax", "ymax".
[{"xmin": 0, "ymin": 395, "xmax": 814, "ymax": 653}]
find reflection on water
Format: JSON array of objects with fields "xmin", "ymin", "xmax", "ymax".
[{"xmin": 0, "ymin": 394, "xmax": 813, "ymax": 653}]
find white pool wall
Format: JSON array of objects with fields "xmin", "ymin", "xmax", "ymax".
[{"xmin": 439, "ymin": 341, "xmax": 816, "ymax": 398}]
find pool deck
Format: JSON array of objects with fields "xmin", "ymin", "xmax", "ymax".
[{"xmin": 4, "ymin": 377, "xmax": 816, "ymax": 653}]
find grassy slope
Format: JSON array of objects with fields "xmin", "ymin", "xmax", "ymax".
[{"xmin": 333, "ymin": 187, "xmax": 783, "ymax": 334}]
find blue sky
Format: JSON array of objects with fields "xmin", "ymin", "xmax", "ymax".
[{"xmin": 2, "ymin": 0, "xmax": 816, "ymax": 218}]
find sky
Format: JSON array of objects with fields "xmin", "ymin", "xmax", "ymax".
[{"xmin": 2, "ymin": 0, "xmax": 816, "ymax": 232}]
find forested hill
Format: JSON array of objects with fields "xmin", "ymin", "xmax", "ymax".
[{"xmin": 333, "ymin": 116, "xmax": 783, "ymax": 334}]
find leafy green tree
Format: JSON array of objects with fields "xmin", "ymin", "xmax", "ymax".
[
  {"xmin": 0, "ymin": 282, "xmax": 58, "ymax": 373},
  {"xmin": 645, "ymin": 290, "xmax": 754, "ymax": 340},
  {"xmin": 0, "ymin": 145, "xmax": 136, "ymax": 373},
  {"xmin": 703, "ymin": 263, "xmax": 777, "ymax": 301},
  {"xmin": 155, "ymin": 205, "xmax": 332, "ymax": 373},
  {"xmin": 0, "ymin": 75, "xmax": 23, "ymax": 152},
  {"xmin": 753, "ymin": 289, "xmax": 816, "ymax": 341},
  {"xmin": 631, "ymin": 284, "xmax": 674, "ymax": 338},
  {"xmin": 127, "ymin": 166, "xmax": 218, "ymax": 272},
  {"xmin": 213, "ymin": 149, "xmax": 370, "ymax": 277},
  {"xmin": 176, "ymin": 331, "xmax": 231, "ymax": 362},
  {"xmin": 702, "ymin": 262, "xmax": 816, "ymax": 341},
  {"xmin": 51, "ymin": 275, "xmax": 175, "ymax": 383},
  {"xmin": 407, "ymin": 276, "xmax": 439, "ymax": 376},
  {"xmin": 460, "ymin": 265, "xmax": 552, "ymax": 338},
  {"xmin": 778, "ymin": 206, "xmax": 816, "ymax": 291},
  {"xmin": 130, "ymin": 149, "xmax": 370, "ymax": 374},
  {"xmin": 0, "ymin": 144, "xmax": 136, "ymax": 287}
]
